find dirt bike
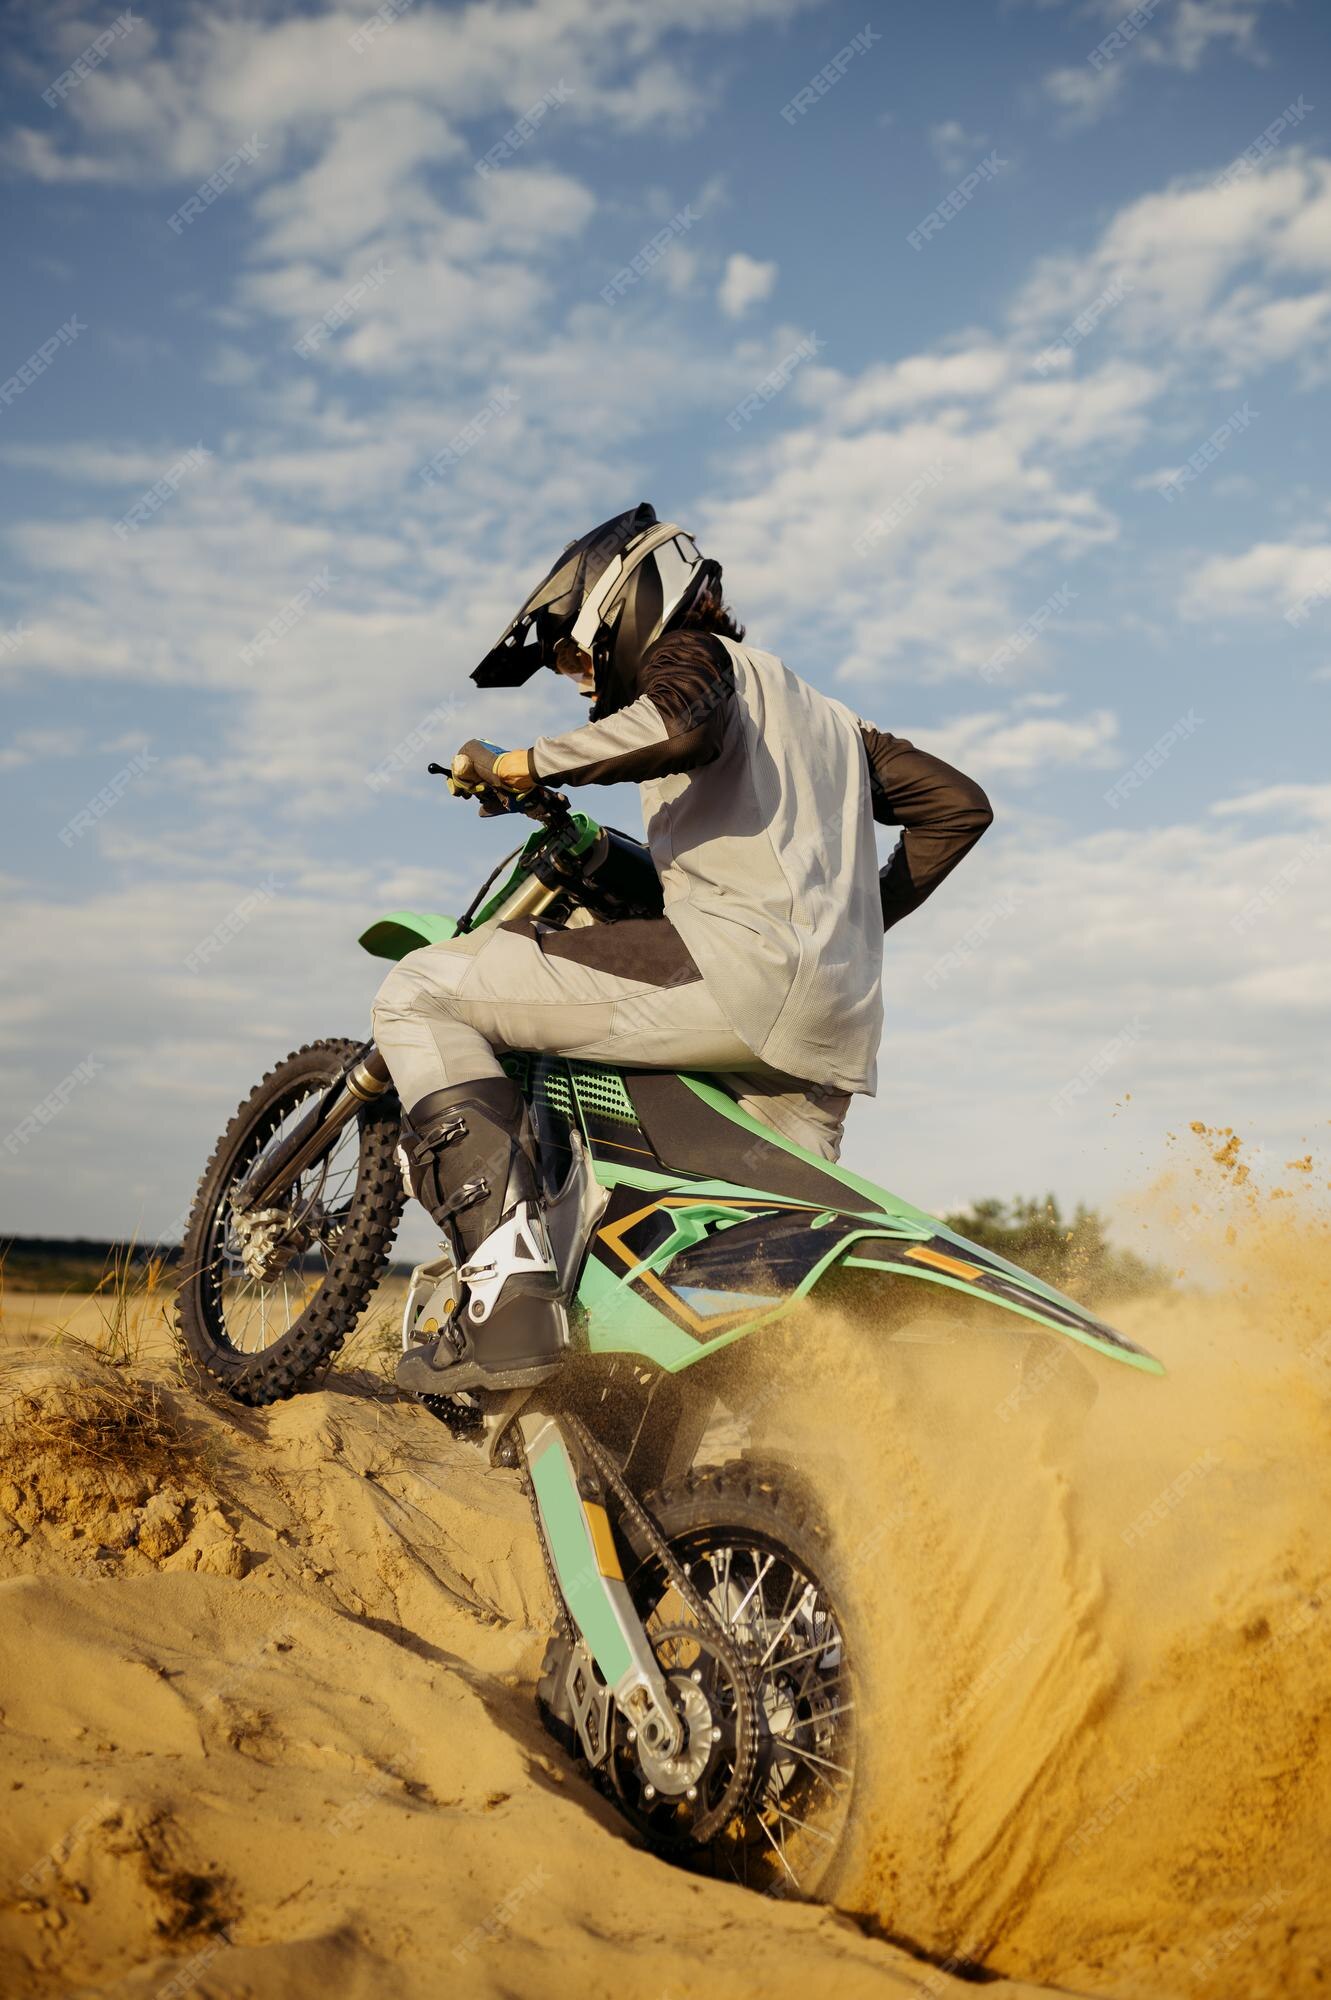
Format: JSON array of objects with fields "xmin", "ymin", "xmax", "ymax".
[{"xmin": 174, "ymin": 764, "xmax": 1163, "ymax": 1898}]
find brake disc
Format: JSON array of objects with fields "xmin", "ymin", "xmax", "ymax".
[{"xmin": 228, "ymin": 1196, "xmax": 323, "ymax": 1282}]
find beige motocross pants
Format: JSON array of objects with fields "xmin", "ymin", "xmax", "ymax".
[{"xmin": 370, "ymin": 922, "xmax": 850, "ymax": 1162}]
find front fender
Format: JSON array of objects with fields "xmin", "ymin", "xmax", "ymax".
[{"xmin": 359, "ymin": 910, "xmax": 458, "ymax": 961}]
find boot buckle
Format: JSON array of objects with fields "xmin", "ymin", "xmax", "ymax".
[
  {"xmin": 412, "ymin": 1111, "xmax": 467, "ymax": 1165},
  {"xmin": 439, "ymin": 1175, "xmax": 489, "ymax": 1221}
]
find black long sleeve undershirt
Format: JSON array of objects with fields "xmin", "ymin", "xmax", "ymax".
[{"xmin": 858, "ymin": 725, "xmax": 994, "ymax": 931}]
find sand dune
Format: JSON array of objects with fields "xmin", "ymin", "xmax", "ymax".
[
  {"xmin": 0, "ymin": 1131, "xmax": 1326, "ymax": 1997},
  {"xmin": 0, "ymin": 1332, "xmax": 1042, "ymax": 1999}
]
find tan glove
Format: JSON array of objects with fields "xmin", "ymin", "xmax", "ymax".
[{"xmin": 450, "ymin": 740, "xmax": 534, "ymax": 813}]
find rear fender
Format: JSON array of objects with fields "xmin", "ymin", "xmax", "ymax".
[
  {"xmin": 828, "ymin": 1224, "xmax": 1164, "ymax": 1374},
  {"xmin": 575, "ymin": 1176, "xmax": 1159, "ymax": 1384},
  {"xmin": 589, "ymin": 1202, "xmax": 1164, "ymax": 1377},
  {"xmin": 645, "ymin": 1079, "xmax": 1165, "ymax": 1376}
]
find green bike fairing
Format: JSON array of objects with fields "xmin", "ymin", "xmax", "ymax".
[{"xmin": 358, "ymin": 852, "xmax": 1164, "ymax": 1380}]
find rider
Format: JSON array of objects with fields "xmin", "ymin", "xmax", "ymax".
[{"xmin": 373, "ymin": 504, "xmax": 992, "ymax": 1398}]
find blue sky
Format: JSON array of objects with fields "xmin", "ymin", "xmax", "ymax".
[{"xmin": 2, "ymin": 0, "xmax": 1329, "ymax": 1243}]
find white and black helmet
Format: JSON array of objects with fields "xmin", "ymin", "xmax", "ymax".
[{"xmin": 472, "ymin": 503, "xmax": 720, "ymax": 715}]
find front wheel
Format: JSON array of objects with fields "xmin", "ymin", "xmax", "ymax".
[{"xmin": 174, "ymin": 1039, "xmax": 405, "ymax": 1405}]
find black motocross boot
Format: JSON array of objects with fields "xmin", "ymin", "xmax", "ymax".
[{"xmin": 394, "ymin": 1077, "xmax": 567, "ymax": 1398}]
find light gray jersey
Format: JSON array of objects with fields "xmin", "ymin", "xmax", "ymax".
[{"xmin": 533, "ymin": 638, "xmax": 885, "ymax": 1092}]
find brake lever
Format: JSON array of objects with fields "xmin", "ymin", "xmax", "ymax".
[{"xmin": 426, "ymin": 761, "xmax": 569, "ymax": 823}]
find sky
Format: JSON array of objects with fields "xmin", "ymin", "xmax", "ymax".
[{"xmin": 1, "ymin": 0, "xmax": 1329, "ymax": 1247}]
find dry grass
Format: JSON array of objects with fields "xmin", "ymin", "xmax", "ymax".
[
  {"xmin": 333, "ymin": 1279, "xmax": 409, "ymax": 1383},
  {"xmin": 0, "ymin": 1239, "xmax": 181, "ymax": 1374},
  {"xmin": 0, "ymin": 1366, "xmax": 193, "ymax": 1483},
  {"xmin": 82, "ymin": 1240, "xmax": 174, "ymax": 1368}
]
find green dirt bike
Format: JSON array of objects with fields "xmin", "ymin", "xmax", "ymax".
[{"xmin": 175, "ymin": 768, "xmax": 1163, "ymax": 1898}]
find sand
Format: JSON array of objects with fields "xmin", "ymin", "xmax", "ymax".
[{"xmin": 0, "ymin": 1128, "xmax": 1326, "ymax": 1997}]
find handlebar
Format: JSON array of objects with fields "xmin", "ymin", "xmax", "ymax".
[
  {"xmin": 426, "ymin": 753, "xmax": 662, "ymax": 929},
  {"xmin": 426, "ymin": 758, "xmax": 572, "ymax": 831}
]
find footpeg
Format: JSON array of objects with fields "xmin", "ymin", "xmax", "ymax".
[{"xmin": 401, "ymin": 1247, "xmax": 462, "ymax": 1353}]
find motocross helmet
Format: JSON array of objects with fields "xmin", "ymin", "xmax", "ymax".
[{"xmin": 472, "ymin": 503, "xmax": 721, "ymax": 716}]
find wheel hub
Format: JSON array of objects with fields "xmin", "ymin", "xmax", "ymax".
[
  {"xmin": 608, "ymin": 1621, "xmax": 754, "ymax": 1842},
  {"xmin": 633, "ymin": 1671, "xmax": 715, "ymax": 1797},
  {"xmin": 229, "ymin": 1198, "xmax": 320, "ymax": 1281}
]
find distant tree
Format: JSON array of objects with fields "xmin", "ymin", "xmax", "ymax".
[{"xmin": 942, "ymin": 1195, "xmax": 1166, "ymax": 1302}]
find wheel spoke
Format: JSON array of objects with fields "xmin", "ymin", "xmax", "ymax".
[
  {"xmin": 730, "ymin": 1551, "xmax": 774, "ymax": 1628},
  {"xmin": 201, "ymin": 1069, "xmax": 374, "ymax": 1359},
  {"xmin": 791, "ymin": 1630, "xmax": 843, "ymax": 1707},
  {"xmin": 770, "ymin": 1634, "xmax": 839, "ymax": 1676},
  {"xmin": 771, "ymin": 1805, "xmax": 837, "ymax": 1843},
  {"xmin": 759, "ymin": 1579, "xmax": 814, "ymax": 1667},
  {"xmin": 770, "ymin": 1696, "xmax": 855, "ymax": 1728},
  {"xmin": 756, "ymin": 1809, "xmax": 801, "ymax": 1890},
  {"xmin": 764, "ymin": 1735, "xmax": 851, "ymax": 1778}
]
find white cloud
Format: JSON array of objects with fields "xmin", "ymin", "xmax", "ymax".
[
  {"xmin": 7, "ymin": 0, "xmax": 813, "ymax": 191},
  {"xmin": 473, "ymin": 164, "xmax": 597, "ymax": 254},
  {"xmin": 1040, "ymin": 0, "xmax": 1278, "ymax": 131},
  {"xmin": 2, "ymin": 128, "xmax": 133, "ymax": 182},
  {"xmin": 928, "ymin": 119, "xmax": 990, "ymax": 177},
  {"xmin": 1010, "ymin": 154, "xmax": 1331, "ymax": 380},
  {"xmin": 700, "ymin": 354, "xmax": 1156, "ymax": 685},
  {"xmin": 1042, "ymin": 62, "xmax": 1124, "ymax": 129},
  {"xmin": 1142, "ymin": 0, "xmax": 1275, "ymax": 73},
  {"xmin": 20, "ymin": 136, "xmax": 1322, "ymax": 796},
  {"xmin": 0, "ymin": 728, "xmax": 86, "ymax": 773},
  {"xmin": 718, "ymin": 252, "xmax": 778, "ymax": 319},
  {"xmin": 204, "ymin": 343, "xmax": 263, "ymax": 387},
  {"xmin": 918, "ymin": 703, "xmax": 1121, "ymax": 782},
  {"xmin": 0, "ymin": 0, "xmax": 794, "ymax": 413},
  {"xmin": 1133, "ymin": 465, "xmax": 1185, "ymax": 494},
  {"xmin": 1181, "ymin": 538, "xmax": 1331, "ymax": 622},
  {"xmin": 0, "ymin": 442, "xmax": 211, "ymax": 486},
  {"xmin": 1212, "ymin": 783, "xmax": 1331, "ymax": 822},
  {"xmin": 1200, "ymin": 283, "xmax": 1331, "ymax": 381},
  {"xmin": 829, "ymin": 345, "xmax": 1015, "ymax": 424},
  {"xmin": 660, "ymin": 243, "xmax": 701, "ymax": 295},
  {"xmin": 854, "ymin": 785, "xmax": 1331, "ymax": 1209},
  {"xmin": 248, "ymin": 99, "xmax": 463, "ymax": 260}
]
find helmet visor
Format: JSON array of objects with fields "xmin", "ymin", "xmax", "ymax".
[{"xmin": 471, "ymin": 504, "xmax": 657, "ymax": 687}]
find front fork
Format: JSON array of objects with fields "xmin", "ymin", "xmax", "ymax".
[
  {"xmin": 233, "ymin": 1044, "xmax": 394, "ymax": 1216},
  {"xmin": 518, "ymin": 1411, "xmax": 684, "ymax": 1761}
]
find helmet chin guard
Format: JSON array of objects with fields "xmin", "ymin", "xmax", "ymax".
[{"xmin": 471, "ymin": 504, "xmax": 720, "ymax": 713}]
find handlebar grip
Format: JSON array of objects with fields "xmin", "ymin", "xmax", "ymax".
[{"xmin": 425, "ymin": 756, "xmax": 568, "ymax": 824}]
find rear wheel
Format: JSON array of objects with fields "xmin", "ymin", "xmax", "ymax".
[
  {"xmin": 174, "ymin": 1039, "xmax": 404, "ymax": 1405},
  {"xmin": 616, "ymin": 1460, "xmax": 858, "ymax": 1899}
]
